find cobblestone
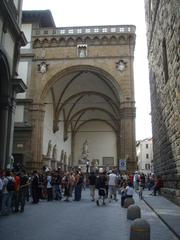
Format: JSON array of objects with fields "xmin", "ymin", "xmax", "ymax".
[{"xmin": 0, "ymin": 189, "xmax": 179, "ymax": 240}]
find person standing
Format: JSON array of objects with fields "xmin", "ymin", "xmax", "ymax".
[
  {"xmin": 74, "ymin": 171, "xmax": 83, "ymax": 201},
  {"xmin": 13, "ymin": 171, "xmax": 20, "ymax": 212},
  {"xmin": 88, "ymin": 171, "xmax": 97, "ymax": 201},
  {"xmin": 0, "ymin": 171, "xmax": 4, "ymax": 212},
  {"xmin": 19, "ymin": 170, "xmax": 29, "ymax": 212},
  {"xmin": 96, "ymin": 168, "xmax": 107, "ymax": 206},
  {"xmin": 108, "ymin": 170, "xmax": 118, "ymax": 202},
  {"xmin": 1, "ymin": 170, "xmax": 15, "ymax": 215},
  {"xmin": 46, "ymin": 171, "xmax": 53, "ymax": 201},
  {"xmin": 133, "ymin": 171, "xmax": 139, "ymax": 191},
  {"xmin": 31, "ymin": 171, "xmax": 39, "ymax": 204}
]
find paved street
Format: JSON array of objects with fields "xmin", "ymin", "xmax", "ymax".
[{"xmin": 0, "ymin": 189, "xmax": 179, "ymax": 240}]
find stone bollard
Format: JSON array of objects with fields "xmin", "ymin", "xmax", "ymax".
[
  {"xmin": 124, "ymin": 197, "xmax": 135, "ymax": 208},
  {"xmin": 130, "ymin": 218, "xmax": 150, "ymax": 240},
  {"xmin": 127, "ymin": 205, "xmax": 141, "ymax": 220}
]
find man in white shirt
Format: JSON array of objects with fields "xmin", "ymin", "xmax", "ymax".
[
  {"xmin": 121, "ymin": 182, "xmax": 134, "ymax": 207},
  {"xmin": 108, "ymin": 170, "xmax": 118, "ymax": 201}
]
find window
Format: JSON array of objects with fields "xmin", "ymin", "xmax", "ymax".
[
  {"xmin": 77, "ymin": 29, "xmax": 82, "ymax": 34},
  {"xmin": 68, "ymin": 29, "xmax": 74, "ymax": 34},
  {"xmin": 145, "ymin": 164, "xmax": 150, "ymax": 170},
  {"xmin": 94, "ymin": 28, "xmax": 99, "ymax": 33},
  {"xmin": 77, "ymin": 44, "xmax": 87, "ymax": 57},
  {"xmin": 162, "ymin": 38, "xmax": 169, "ymax": 83},
  {"xmin": 149, "ymin": 0, "xmax": 153, "ymax": 22},
  {"xmin": 85, "ymin": 29, "xmax": 91, "ymax": 33},
  {"xmin": 60, "ymin": 30, "xmax": 65, "ymax": 34},
  {"xmin": 111, "ymin": 28, "xmax": 116, "ymax": 32},
  {"xmin": 146, "ymin": 144, "xmax": 148, "ymax": 149},
  {"xmin": 102, "ymin": 28, "xmax": 107, "ymax": 33},
  {"xmin": 146, "ymin": 154, "xmax": 149, "ymax": 159}
]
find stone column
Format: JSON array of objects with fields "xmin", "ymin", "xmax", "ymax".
[
  {"xmin": 71, "ymin": 131, "xmax": 75, "ymax": 167},
  {"xmin": 116, "ymin": 131, "xmax": 121, "ymax": 167},
  {"xmin": 29, "ymin": 103, "xmax": 45, "ymax": 170},
  {"xmin": 120, "ymin": 102, "xmax": 136, "ymax": 172},
  {"xmin": 5, "ymin": 96, "xmax": 16, "ymax": 169},
  {"xmin": 0, "ymin": 95, "xmax": 10, "ymax": 169}
]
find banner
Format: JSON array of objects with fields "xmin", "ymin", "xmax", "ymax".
[{"xmin": 119, "ymin": 159, "xmax": 127, "ymax": 171}]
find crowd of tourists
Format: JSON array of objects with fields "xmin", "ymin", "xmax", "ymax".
[{"xmin": 0, "ymin": 167, "xmax": 163, "ymax": 216}]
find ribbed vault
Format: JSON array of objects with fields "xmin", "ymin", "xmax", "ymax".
[{"xmin": 42, "ymin": 66, "xmax": 121, "ymax": 139}]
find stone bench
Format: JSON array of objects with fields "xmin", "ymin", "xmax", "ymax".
[
  {"xmin": 130, "ymin": 218, "xmax": 150, "ymax": 240},
  {"xmin": 124, "ymin": 197, "xmax": 135, "ymax": 208},
  {"xmin": 127, "ymin": 205, "xmax": 141, "ymax": 220}
]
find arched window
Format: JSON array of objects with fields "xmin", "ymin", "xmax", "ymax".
[{"xmin": 162, "ymin": 38, "xmax": 169, "ymax": 84}]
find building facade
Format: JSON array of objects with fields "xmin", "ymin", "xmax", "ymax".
[
  {"xmin": 144, "ymin": 0, "xmax": 180, "ymax": 204},
  {"xmin": 136, "ymin": 138, "xmax": 153, "ymax": 174},
  {"xmin": 0, "ymin": 0, "xmax": 27, "ymax": 169},
  {"xmin": 14, "ymin": 10, "xmax": 137, "ymax": 173}
]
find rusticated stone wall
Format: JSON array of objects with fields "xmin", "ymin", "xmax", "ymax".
[{"xmin": 144, "ymin": 0, "xmax": 180, "ymax": 204}]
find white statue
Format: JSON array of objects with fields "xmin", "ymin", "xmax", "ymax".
[
  {"xmin": 60, "ymin": 150, "xmax": 64, "ymax": 163},
  {"xmin": 52, "ymin": 144, "xmax": 57, "ymax": 160},
  {"xmin": 82, "ymin": 139, "xmax": 88, "ymax": 155},
  {"xmin": 79, "ymin": 48, "xmax": 85, "ymax": 57},
  {"xmin": 47, "ymin": 140, "xmax": 52, "ymax": 157},
  {"xmin": 64, "ymin": 152, "xmax": 67, "ymax": 165}
]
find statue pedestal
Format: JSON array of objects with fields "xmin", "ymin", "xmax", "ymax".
[
  {"xmin": 43, "ymin": 156, "xmax": 52, "ymax": 168},
  {"xmin": 51, "ymin": 159, "xmax": 57, "ymax": 170}
]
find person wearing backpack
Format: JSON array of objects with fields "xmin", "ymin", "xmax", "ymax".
[{"xmin": 1, "ymin": 170, "xmax": 15, "ymax": 215}]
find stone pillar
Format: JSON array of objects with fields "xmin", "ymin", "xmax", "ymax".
[
  {"xmin": 71, "ymin": 131, "xmax": 75, "ymax": 167},
  {"xmin": 29, "ymin": 103, "xmax": 45, "ymax": 170},
  {"xmin": 116, "ymin": 131, "xmax": 121, "ymax": 167},
  {"xmin": 120, "ymin": 102, "xmax": 136, "ymax": 172},
  {"xmin": 0, "ymin": 95, "xmax": 10, "ymax": 169},
  {"xmin": 5, "ymin": 96, "xmax": 16, "ymax": 168}
]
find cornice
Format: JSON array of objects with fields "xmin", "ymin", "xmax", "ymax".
[{"xmin": 0, "ymin": 0, "xmax": 27, "ymax": 46}]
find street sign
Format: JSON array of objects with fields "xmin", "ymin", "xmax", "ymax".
[{"xmin": 119, "ymin": 159, "xmax": 127, "ymax": 171}]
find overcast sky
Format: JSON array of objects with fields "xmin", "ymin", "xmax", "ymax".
[{"xmin": 22, "ymin": 0, "xmax": 152, "ymax": 140}]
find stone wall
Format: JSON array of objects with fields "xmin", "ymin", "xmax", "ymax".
[{"xmin": 144, "ymin": 0, "xmax": 180, "ymax": 196}]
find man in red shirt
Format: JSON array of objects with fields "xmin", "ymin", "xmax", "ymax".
[{"xmin": 13, "ymin": 172, "xmax": 20, "ymax": 212}]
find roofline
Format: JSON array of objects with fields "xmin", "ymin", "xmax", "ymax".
[{"xmin": 22, "ymin": 10, "xmax": 56, "ymax": 27}]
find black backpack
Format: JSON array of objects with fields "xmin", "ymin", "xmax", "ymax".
[{"xmin": 6, "ymin": 179, "xmax": 15, "ymax": 192}]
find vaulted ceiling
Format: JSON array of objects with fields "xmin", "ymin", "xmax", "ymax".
[{"xmin": 46, "ymin": 69, "xmax": 121, "ymax": 140}]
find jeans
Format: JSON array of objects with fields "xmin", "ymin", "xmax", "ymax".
[
  {"xmin": 55, "ymin": 185, "xmax": 62, "ymax": 200},
  {"xmin": 1, "ymin": 191, "xmax": 14, "ymax": 215}
]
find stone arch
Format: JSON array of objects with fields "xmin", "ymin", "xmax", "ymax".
[
  {"xmin": 33, "ymin": 38, "xmax": 42, "ymax": 48},
  {"xmin": 42, "ymin": 38, "xmax": 49, "ymax": 47},
  {"xmin": 0, "ymin": 48, "xmax": 11, "ymax": 169},
  {"xmin": 50, "ymin": 37, "xmax": 58, "ymax": 46},
  {"xmin": 0, "ymin": 48, "xmax": 11, "ymax": 95},
  {"xmin": 59, "ymin": 37, "xmax": 66, "ymax": 46},
  {"xmin": 75, "ymin": 119, "xmax": 116, "ymax": 133},
  {"xmin": 40, "ymin": 65, "xmax": 123, "ymax": 102},
  {"xmin": 67, "ymin": 37, "xmax": 75, "ymax": 46}
]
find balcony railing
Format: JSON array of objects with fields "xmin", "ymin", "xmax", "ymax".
[{"xmin": 32, "ymin": 25, "xmax": 136, "ymax": 37}]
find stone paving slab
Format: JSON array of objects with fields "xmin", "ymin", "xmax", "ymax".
[
  {"xmin": 143, "ymin": 190, "xmax": 180, "ymax": 239},
  {"xmin": 0, "ymin": 189, "xmax": 179, "ymax": 240}
]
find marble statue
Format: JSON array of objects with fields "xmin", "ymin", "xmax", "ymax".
[
  {"xmin": 60, "ymin": 150, "xmax": 64, "ymax": 163},
  {"xmin": 82, "ymin": 139, "xmax": 88, "ymax": 156},
  {"xmin": 47, "ymin": 140, "xmax": 52, "ymax": 157},
  {"xmin": 52, "ymin": 144, "xmax": 57, "ymax": 160}
]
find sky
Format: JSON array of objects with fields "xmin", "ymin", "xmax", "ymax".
[{"xmin": 22, "ymin": 0, "xmax": 152, "ymax": 140}]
